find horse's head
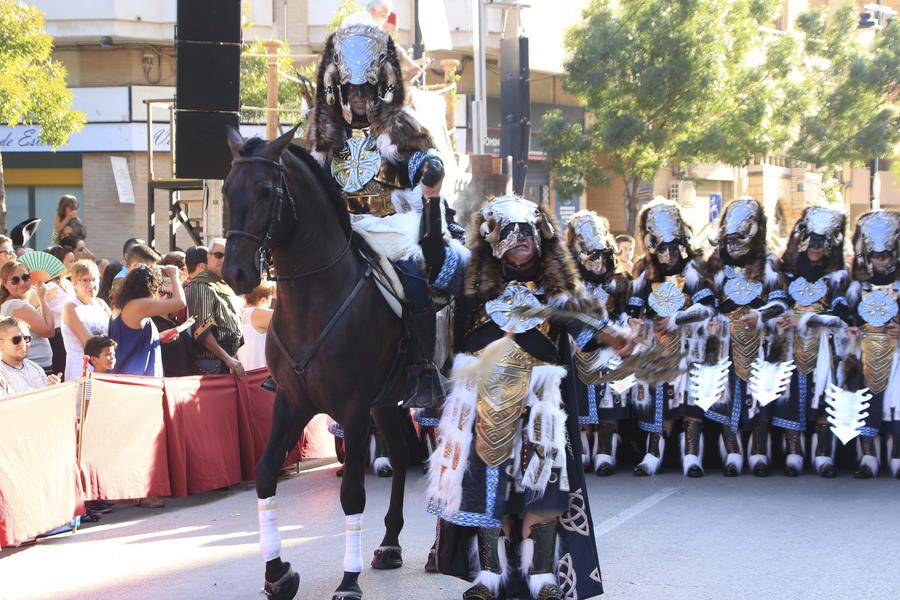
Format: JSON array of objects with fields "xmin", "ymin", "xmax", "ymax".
[{"xmin": 221, "ymin": 125, "xmax": 298, "ymax": 294}]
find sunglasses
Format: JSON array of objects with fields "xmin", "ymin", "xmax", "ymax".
[
  {"xmin": 1, "ymin": 335, "xmax": 32, "ymax": 345},
  {"xmin": 7, "ymin": 273, "xmax": 31, "ymax": 285},
  {"xmin": 211, "ymin": 251, "xmax": 226, "ymax": 260}
]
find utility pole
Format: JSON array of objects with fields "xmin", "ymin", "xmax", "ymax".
[
  {"xmin": 472, "ymin": 0, "xmax": 488, "ymax": 154},
  {"xmin": 412, "ymin": 0, "xmax": 424, "ymax": 59}
]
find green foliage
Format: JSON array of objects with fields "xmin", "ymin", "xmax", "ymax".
[
  {"xmin": 0, "ymin": 0, "xmax": 85, "ymax": 147},
  {"xmin": 541, "ymin": 110, "xmax": 606, "ymax": 199},
  {"xmin": 790, "ymin": 8, "xmax": 900, "ymax": 170},
  {"xmin": 330, "ymin": 0, "xmax": 363, "ymax": 32},
  {"xmin": 239, "ymin": 41, "xmax": 309, "ymax": 125},
  {"xmin": 553, "ymin": 0, "xmax": 794, "ymax": 231}
]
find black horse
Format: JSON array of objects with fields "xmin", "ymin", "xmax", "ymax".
[{"xmin": 222, "ymin": 126, "xmax": 410, "ymax": 600}]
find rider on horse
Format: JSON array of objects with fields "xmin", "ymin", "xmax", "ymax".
[{"xmin": 307, "ymin": 23, "xmax": 468, "ymax": 409}]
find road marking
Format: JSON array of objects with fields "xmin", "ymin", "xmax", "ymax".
[{"xmin": 594, "ymin": 487, "xmax": 677, "ymax": 537}]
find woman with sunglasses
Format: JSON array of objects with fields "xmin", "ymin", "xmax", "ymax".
[
  {"xmin": 0, "ymin": 261, "xmax": 55, "ymax": 373},
  {"xmin": 61, "ymin": 259, "xmax": 112, "ymax": 381}
]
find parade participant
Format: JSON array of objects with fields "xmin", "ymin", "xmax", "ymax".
[
  {"xmin": 627, "ymin": 200, "xmax": 716, "ymax": 477},
  {"xmin": 845, "ymin": 210, "xmax": 900, "ymax": 478},
  {"xmin": 776, "ymin": 207, "xmax": 849, "ymax": 477},
  {"xmin": 309, "ymin": 22, "xmax": 467, "ymax": 408},
  {"xmin": 427, "ymin": 195, "xmax": 611, "ymax": 600},
  {"xmin": 566, "ymin": 210, "xmax": 632, "ymax": 476},
  {"xmin": 703, "ymin": 197, "xmax": 788, "ymax": 476}
]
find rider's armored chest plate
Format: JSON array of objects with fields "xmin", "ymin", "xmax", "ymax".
[
  {"xmin": 723, "ymin": 266, "xmax": 763, "ymax": 306},
  {"xmin": 789, "ymin": 277, "xmax": 827, "ymax": 307},
  {"xmin": 331, "ymin": 133, "xmax": 382, "ymax": 193},
  {"xmin": 486, "ymin": 284, "xmax": 545, "ymax": 334},
  {"xmin": 859, "ymin": 286, "xmax": 899, "ymax": 327},
  {"xmin": 649, "ymin": 277, "xmax": 686, "ymax": 318}
]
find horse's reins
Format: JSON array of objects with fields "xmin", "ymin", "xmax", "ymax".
[{"xmin": 227, "ymin": 154, "xmax": 374, "ymax": 384}]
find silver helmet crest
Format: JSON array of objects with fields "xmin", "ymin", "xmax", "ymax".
[
  {"xmin": 567, "ymin": 210, "xmax": 617, "ymax": 275},
  {"xmin": 480, "ymin": 196, "xmax": 554, "ymax": 259},
  {"xmin": 323, "ymin": 24, "xmax": 398, "ymax": 107}
]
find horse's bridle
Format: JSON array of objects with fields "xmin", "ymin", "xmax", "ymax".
[{"xmin": 226, "ymin": 155, "xmax": 352, "ymax": 281}]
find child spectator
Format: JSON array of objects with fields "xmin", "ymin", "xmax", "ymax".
[
  {"xmin": 51, "ymin": 195, "xmax": 87, "ymax": 244},
  {"xmin": 85, "ymin": 335, "xmax": 117, "ymax": 374}
]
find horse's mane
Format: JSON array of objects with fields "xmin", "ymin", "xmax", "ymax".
[
  {"xmin": 284, "ymin": 143, "xmax": 350, "ymax": 236},
  {"xmin": 239, "ymin": 137, "xmax": 350, "ymax": 237}
]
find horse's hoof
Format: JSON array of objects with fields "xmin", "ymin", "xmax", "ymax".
[
  {"xmin": 263, "ymin": 566, "xmax": 299, "ymax": 600},
  {"xmin": 371, "ymin": 545, "xmax": 403, "ymax": 570},
  {"xmin": 376, "ymin": 465, "xmax": 393, "ymax": 478},
  {"xmin": 336, "ymin": 468, "xmax": 344, "ymax": 478},
  {"xmin": 332, "ymin": 592, "xmax": 362, "ymax": 600}
]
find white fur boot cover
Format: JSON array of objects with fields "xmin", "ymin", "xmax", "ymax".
[
  {"xmin": 473, "ymin": 536, "xmax": 509, "ymax": 596},
  {"xmin": 594, "ymin": 433, "xmax": 619, "ymax": 472},
  {"xmin": 680, "ymin": 432, "xmax": 704, "ymax": 476},
  {"xmin": 519, "ymin": 538, "xmax": 557, "ymax": 600},
  {"xmin": 258, "ymin": 496, "xmax": 281, "ymax": 561},
  {"xmin": 889, "ymin": 437, "xmax": 900, "ymax": 478},
  {"xmin": 637, "ymin": 436, "xmax": 665, "ymax": 475},
  {"xmin": 718, "ymin": 434, "xmax": 744, "ymax": 474}
]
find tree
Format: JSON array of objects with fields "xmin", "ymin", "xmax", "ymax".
[
  {"xmin": 239, "ymin": 40, "xmax": 311, "ymax": 125},
  {"xmin": 789, "ymin": 7, "xmax": 900, "ymax": 192},
  {"xmin": 0, "ymin": 0, "xmax": 86, "ymax": 232},
  {"xmin": 547, "ymin": 0, "xmax": 799, "ymax": 233}
]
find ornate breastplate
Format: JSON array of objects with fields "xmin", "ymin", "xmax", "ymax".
[
  {"xmin": 789, "ymin": 277, "xmax": 829, "ymax": 374},
  {"xmin": 475, "ymin": 341, "xmax": 539, "ymax": 466},
  {"xmin": 585, "ymin": 281, "xmax": 611, "ymax": 311},
  {"xmin": 332, "ymin": 129, "xmax": 402, "ymax": 216},
  {"xmin": 859, "ymin": 284, "xmax": 899, "ymax": 393},
  {"xmin": 727, "ymin": 306, "xmax": 761, "ymax": 382},
  {"xmin": 723, "ymin": 265, "xmax": 763, "ymax": 306},
  {"xmin": 649, "ymin": 276, "xmax": 686, "ymax": 318}
]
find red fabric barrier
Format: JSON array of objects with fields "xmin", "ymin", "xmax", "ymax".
[
  {"xmin": 0, "ymin": 383, "xmax": 84, "ymax": 548},
  {"xmin": 80, "ymin": 376, "xmax": 171, "ymax": 500}
]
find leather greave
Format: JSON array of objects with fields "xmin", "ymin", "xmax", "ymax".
[
  {"xmin": 893, "ymin": 434, "xmax": 900, "ymax": 459},
  {"xmin": 684, "ymin": 420, "xmax": 702, "ymax": 456},
  {"xmin": 722, "ymin": 426, "xmax": 741, "ymax": 454},
  {"xmin": 785, "ymin": 430, "xmax": 803, "ymax": 456},
  {"xmin": 751, "ymin": 419, "xmax": 769, "ymax": 455},
  {"xmin": 814, "ymin": 422, "xmax": 833, "ymax": 457},
  {"xmin": 597, "ymin": 421, "xmax": 617, "ymax": 455},
  {"xmin": 648, "ymin": 431, "xmax": 663, "ymax": 457},
  {"xmin": 860, "ymin": 435, "xmax": 877, "ymax": 456},
  {"xmin": 527, "ymin": 522, "xmax": 557, "ymax": 575},
  {"xmin": 477, "ymin": 527, "xmax": 503, "ymax": 574}
]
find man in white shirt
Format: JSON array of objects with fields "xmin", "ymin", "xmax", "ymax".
[{"xmin": 0, "ymin": 317, "xmax": 61, "ymax": 394}]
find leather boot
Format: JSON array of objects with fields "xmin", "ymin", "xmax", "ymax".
[
  {"xmin": 463, "ymin": 527, "xmax": 504, "ymax": 600},
  {"xmin": 721, "ymin": 426, "xmax": 743, "ymax": 477},
  {"xmin": 527, "ymin": 522, "xmax": 562, "ymax": 600},
  {"xmin": 634, "ymin": 431, "xmax": 664, "ymax": 476},
  {"xmin": 261, "ymin": 376, "xmax": 277, "ymax": 392},
  {"xmin": 403, "ymin": 306, "xmax": 447, "ymax": 409},
  {"xmin": 749, "ymin": 418, "xmax": 770, "ymax": 477},
  {"xmin": 784, "ymin": 430, "xmax": 804, "ymax": 477},
  {"xmin": 891, "ymin": 433, "xmax": 900, "ymax": 479},
  {"xmin": 813, "ymin": 422, "xmax": 835, "ymax": 478},
  {"xmin": 683, "ymin": 419, "xmax": 704, "ymax": 477},
  {"xmin": 854, "ymin": 436, "xmax": 878, "ymax": 479},
  {"xmin": 595, "ymin": 421, "xmax": 617, "ymax": 476}
]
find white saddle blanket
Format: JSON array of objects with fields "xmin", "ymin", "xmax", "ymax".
[{"xmin": 351, "ymin": 223, "xmax": 409, "ymax": 319}]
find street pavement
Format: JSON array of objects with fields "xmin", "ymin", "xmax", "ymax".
[{"xmin": 2, "ymin": 460, "xmax": 899, "ymax": 600}]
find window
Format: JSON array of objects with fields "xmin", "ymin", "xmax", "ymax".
[{"xmin": 4, "ymin": 186, "xmax": 83, "ymax": 249}]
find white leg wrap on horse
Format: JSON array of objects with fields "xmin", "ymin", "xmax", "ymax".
[
  {"xmin": 343, "ymin": 513, "xmax": 364, "ymax": 573},
  {"xmin": 258, "ymin": 497, "xmax": 282, "ymax": 561}
]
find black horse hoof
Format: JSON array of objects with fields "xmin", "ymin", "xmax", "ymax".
[
  {"xmin": 376, "ymin": 465, "xmax": 393, "ymax": 478},
  {"xmin": 332, "ymin": 593, "xmax": 362, "ymax": 600},
  {"xmin": 371, "ymin": 545, "xmax": 403, "ymax": 569},
  {"xmin": 336, "ymin": 468, "xmax": 344, "ymax": 478},
  {"xmin": 263, "ymin": 566, "xmax": 299, "ymax": 600}
]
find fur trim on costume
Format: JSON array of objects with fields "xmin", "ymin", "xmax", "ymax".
[
  {"xmin": 426, "ymin": 354, "xmax": 479, "ymax": 514},
  {"xmin": 472, "ymin": 537, "xmax": 508, "ymax": 595},
  {"xmin": 706, "ymin": 200, "xmax": 769, "ymax": 283},
  {"xmin": 522, "ymin": 365, "xmax": 569, "ymax": 496},
  {"xmin": 858, "ymin": 454, "xmax": 880, "ymax": 477},
  {"xmin": 785, "ymin": 453, "xmax": 805, "ymax": 474},
  {"xmin": 372, "ymin": 457, "xmax": 391, "ymax": 473},
  {"xmin": 594, "ymin": 433, "xmax": 619, "ymax": 471},
  {"xmin": 376, "ymin": 131, "xmax": 400, "ymax": 163},
  {"xmin": 811, "ymin": 432, "xmax": 835, "ymax": 474},
  {"xmin": 764, "ymin": 255, "xmax": 782, "ymax": 288},
  {"xmin": 747, "ymin": 432, "xmax": 771, "ymax": 470},
  {"xmin": 464, "ymin": 201, "xmax": 583, "ymax": 303}
]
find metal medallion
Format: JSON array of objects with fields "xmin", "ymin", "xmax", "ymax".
[
  {"xmin": 724, "ymin": 271, "xmax": 763, "ymax": 306},
  {"xmin": 585, "ymin": 281, "xmax": 609, "ymax": 306},
  {"xmin": 858, "ymin": 289, "xmax": 899, "ymax": 327},
  {"xmin": 648, "ymin": 280, "xmax": 686, "ymax": 318},
  {"xmin": 485, "ymin": 284, "xmax": 545, "ymax": 333},
  {"xmin": 331, "ymin": 134, "xmax": 382, "ymax": 194},
  {"xmin": 788, "ymin": 277, "xmax": 827, "ymax": 307}
]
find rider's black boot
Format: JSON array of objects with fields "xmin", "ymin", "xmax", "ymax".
[{"xmin": 403, "ymin": 306, "xmax": 447, "ymax": 409}]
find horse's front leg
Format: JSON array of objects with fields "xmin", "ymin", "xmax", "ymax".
[
  {"xmin": 257, "ymin": 391, "xmax": 312, "ymax": 600},
  {"xmin": 370, "ymin": 405, "xmax": 410, "ymax": 570},
  {"xmin": 334, "ymin": 409, "xmax": 371, "ymax": 600}
]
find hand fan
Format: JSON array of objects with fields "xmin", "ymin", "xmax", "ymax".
[{"xmin": 19, "ymin": 251, "xmax": 66, "ymax": 283}]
